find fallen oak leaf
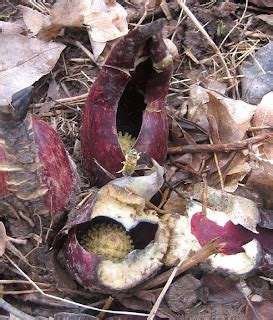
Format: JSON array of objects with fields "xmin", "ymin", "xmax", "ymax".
[
  {"xmin": 0, "ymin": 21, "xmax": 25, "ymax": 35},
  {"xmin": 0, "ymin": 34, "xmax": 65, "ymax": 105},
  {"xmin": 208, "ymin": 92, "xmax": 257, "ymax": 144},
  {"xmin": 87, "ymin": 0, "xmax": 128, "ymax": 60},
  {"xmin": 19, "ymin": 5, "xmax": 50, "ymax": 36},
  {"xmin": 37, "ymin": 0, "xmax": 90, "ymax": 41},
  {"xmin": 35, "ymin": 0, "xmax": 128, "ymax": 60}
]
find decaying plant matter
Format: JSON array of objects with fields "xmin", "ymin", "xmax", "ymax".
[{"xmin": 81, "ymin": 19, "xmax": 173, "ymax": 186}]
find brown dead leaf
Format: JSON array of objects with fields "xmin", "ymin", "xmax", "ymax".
[
  {"xmin": 208, "ymin": 92, "xmax": 257, "ymax": 144},
  {"xmin": 219, "ymin": 152, "xmax": 251, "ymax": 192},
  {"xmin": 35, "ymin": 0, "xmax": 128, "ymax": 60},
  {"xmin": 257, "ymin": 14, "xmax": 273, "ymax": 25},
  {"xmin": 246, "ymin": 300, "xmax": 273, "ymax": 320},
  {"xmin": 87, "ymin": 0, "xmax": 128, "ymax": 59},
  {"xmin": 191, "ymin": 182, "xmax": 260, "ymax": 232},
  {"xmin": 0, "ymin": 34, "xmax": 65, "ymax": 106},
  {"xmin": 51, "ymin": 0, "xmax": 89, "ymax": 27},
  {"xmin": 252, "ymin": 92, "xmax": 273, "ymax": 128},
  {"xmin": 0, "ymin": 21, "xmax": 25, "ymax": 34},
  {"xmin": 19, "ymin": 5, "xmax": 51, "ymax": 35},
  {"xmin": 249, "ymin": 0, "xmax": 273, "ymax": 7},
  {"xmin": 202, "ymin": 274, "xmax": 243, "ymax": 304},
  {"xmin": 246, "ymin": 157, "xmax": 273, "ymax": 209},
  {"xmin": 187, "ymin": 85, "xmax": 210, "ymax": 131}
]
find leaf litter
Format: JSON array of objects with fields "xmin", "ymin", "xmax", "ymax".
[{"xmin": 1, "ymin": 0, "xmax": 273, "ymax": 319}]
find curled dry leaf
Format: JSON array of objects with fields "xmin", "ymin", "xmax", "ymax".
[
  {"xmin": 19, "ymin": 5, "xmax": 50, "ymax": 35},
  {"xmin": 32, "ymin": 0, "xmax": 128, "ymax": 57},
  {"xmin": 87, "ymin": 0, "xmax": 128, "ymax": 59},
  {"xmin": 0, "ymin": 34, "xmax": 65, "ymax": 106},
  {"xmin": 37, "ymin": 0, "xmax": 90, "ymax": 40},
  {"xmin": 208, "ymin": 92, "xmax": 257, "ymax": 144},
  {"xmin": 257, "ymin": 14, "xmax": 273, "ymax": 26},
  {"xmin": 252, "ymin": 91, "xmax": 273, "ymax": 128}
]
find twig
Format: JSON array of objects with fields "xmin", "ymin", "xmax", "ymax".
[
  {"xmin": 4, "ymin": 254, "xmax": 149, "ymax": 317},
  {"xmin": 126, "ymin": 187, "xmax": 173, "ymax": 215},
  {"xmin": 61, "ymin": 38, "xmax": 96, "ymax": 63},
  {"xmin": 56, "ymin": 93, "xmax": 88, "ymax": 104},
  {"xmin": 168, "ymin": 132, "xmax": 273, "ymax": 154},
  {"xmin": 134, "ymin": 0, "xmax": 149, "ymax": 29},
  {"xmin": 148, "ymin": 260, "xmax": 184, "ymax": 320},
  {"xmin": 139, "ymin": 241, "xmax": 220, "ymax": 290},
  {"xmin": 0, "ymin": 297, "xmax": 34, "ymax": 320},
  {"xmin": 219, "ymin": 0, "xmax": 249, "ymax": 49},
  {"xmin": 176, "ymin": 0, "xmax": 234, "ymax": 91},
  {"xmin": 97, "ymin": 296, "xmax": 114, "ymax": 319}
]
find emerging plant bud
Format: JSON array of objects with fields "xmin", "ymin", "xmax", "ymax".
[
  {"xmin": 0, "ymin": 87, "xmax": 80, "ymax": 224},
  {"xmin": 57, "ymin": 166, "xmax": 169, "ymax": 292},
  {"xmin": 81, "ymin": 19, "xmax": 173, "ymax": 186}
]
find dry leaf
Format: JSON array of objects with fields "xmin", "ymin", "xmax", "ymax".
[
  {"xmin": 257, "ymin": 14, "xmax": 273, "ymax": 25},
  {"xmin": 191, "ymin": 182, "xmax": 260, "ymax": 233},
  {"xmin": 246, "ymin": 300, "xmax": 273, "ymax": 320},
  {"xmin": 202, "ymin": 274, "xmax": 243, "ymax": 304},
  {"xmin": 19, "ymin": 5, "xmax": 51, "ymax": 35},
  {"xmin": 221, "ymin": 152, "xmax": 251, "ymax": 192},
  {"xmin": 85, "ymin": 11, "xmax": 127, "ymax": 42},
  {"xmin": 35, "ymin": 0, "xmax": 128, "ymax": 59},
  {"xmin": 87, "ymin": 0, "xmax": 128, "ymax": 59},
  {"xmin": 208, "ymin": 92, "xmax": 257, "ymax": 143},
  {"xmin": 51, "ymin": 0, "xmax": 89, "ymax": 27},
  {"xmin": 187, "ymin": 85, "xmax": 210, "ymax": 131},
  {"xmin": 249, "ymin": 0, "xmax": 273, "ymax": 7},
  {"xmin": 247, "ymin": 157, "xmax": 273, "ymax": 209},
  {"xmin": 0, "ymin": 34, "xmax": 65, "ymax": 106},
  {"xmin": 0, "ymin": 21, "xmax": 25, "ymax": 34},
  {"xmin": 252, "ymin": 91, "xmax": 273, "ymax": 127}
]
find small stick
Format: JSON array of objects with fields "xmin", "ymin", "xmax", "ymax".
[
  {"xmin": 139, "ymin": 241, "xmax": 220, "ymax": 290},
  {"xmin": 97, "ymin": 296, "xmax": 114, "ymax": 319},
  {"xmin": 4, "ymin": 254, "xmax": 149, "ymax": 317},
  {"xmin": 176, "ymin": 0, "xmax": 234, "ymax": 92},
  {"xmin": 148, "ymin": 262, "xmax": 181, "ymax": 320},
  {"xmin": 158, "ymin": 187, "xmax": 171, "ymax": 209},
  {"xmin": 168, "ymin": 132, "xmax": 273, "ymax": 154}
]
